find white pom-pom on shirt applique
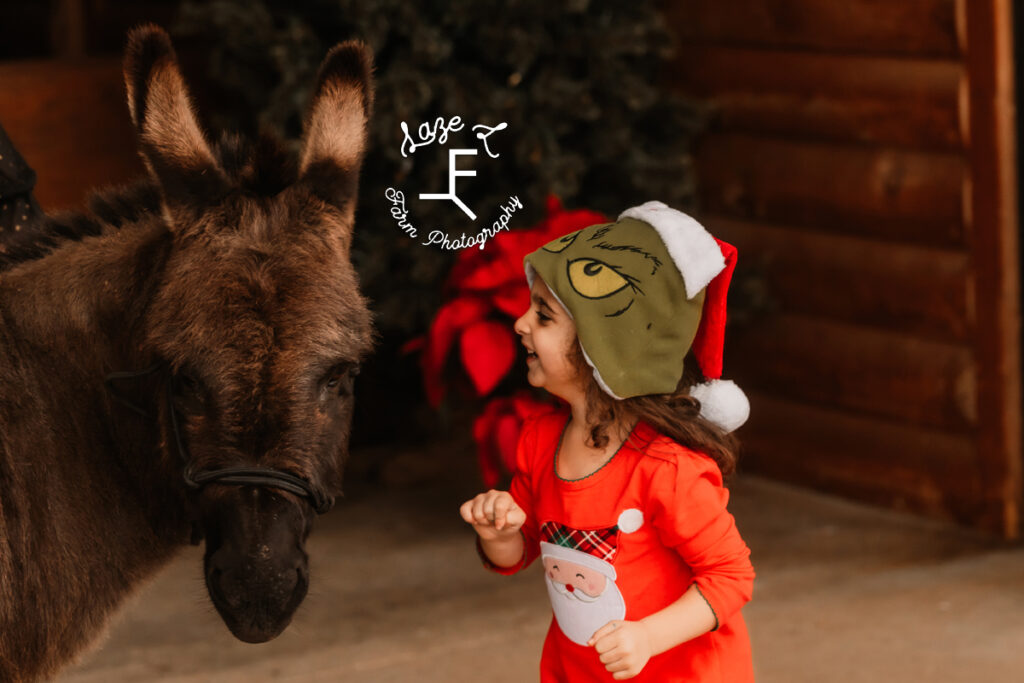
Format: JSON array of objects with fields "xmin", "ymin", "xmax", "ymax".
[{"xmin": 617, "ymin": 508, "xmax": 644, "ymax": 534}]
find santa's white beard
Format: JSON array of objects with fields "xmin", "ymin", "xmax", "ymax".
[{"xmin": 545, "ymin": 575, "xmax": 626, "ymax": 646}]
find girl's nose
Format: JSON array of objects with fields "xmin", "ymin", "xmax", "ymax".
[{"xmin": 513, "ymin": 311, "xmax": 529, "ymax": 336}]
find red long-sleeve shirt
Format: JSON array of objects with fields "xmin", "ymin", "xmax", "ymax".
[{"xmin": 481, "ymin": 410, "xmax": 755, "ymax": 682}]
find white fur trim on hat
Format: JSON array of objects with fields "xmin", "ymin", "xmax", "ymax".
[
  {"xmin": 616, "ymin": 509, "xmax": 644, "ymax": 534},
  {"xmin": 690, "ymin": 379, "xmax": 750, "ymax": 433},
  {"xmin": 619, "ymin": 201, "xmax": 725, "ymax": 300},
  {"xmin": 540, "ymin": 541, "xmax": 617, "ymax": 579}
]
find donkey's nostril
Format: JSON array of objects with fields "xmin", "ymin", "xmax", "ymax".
[
  {"xmin": 287, "ymin": 567, "xmax": 309, "ymax": 608},
  {"xmin": 295, "ymin": 567, "xmax": 309, "ymax": 591},
  {"xmin": 209, "ymin": 566, "xmax": 243, "ymax": 610},
  {"xmin": 210, "ymin": 567, "xmax": 222, "ymax": 591},
  {"xmin": 208, "ymin": 567, "xmax": 226, "ymax": 603}
]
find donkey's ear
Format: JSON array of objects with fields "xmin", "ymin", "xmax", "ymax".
[
  {"xmin": 298, "ymin": 40, "xmax": 374, "ymax": 211},
  {"xmin": 123, "ymin": 24, "xmax": 227, "ymax": 217}
]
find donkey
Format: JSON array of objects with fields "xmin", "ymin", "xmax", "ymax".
[{"xmin": 0, "ymin": 24, "xmax": 375, "ymax": 682}]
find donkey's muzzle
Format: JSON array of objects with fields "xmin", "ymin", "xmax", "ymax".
[
  {"xmin": 201, "ymin": 486, "xmax": 314, "ymax": 643},
  {"xmin": 206, "ymin": 546, "xmax": 309, "ymax": 642}
]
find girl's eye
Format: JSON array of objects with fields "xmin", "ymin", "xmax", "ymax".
[{"xmin": 536, "ymin": 310, "xmax": 551, "ymax": 323}]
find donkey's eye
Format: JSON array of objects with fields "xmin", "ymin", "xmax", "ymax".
[
  {"xmin": 172, "ymin": 370, "xmax": 205, "ymax": 412},
  {"xmin": 324, "ymin": 363, "xmax": 360, "ymax": 397},
  {"xmin": 175, "ymin": 371, "xmax": 202, "ymax": 394}
]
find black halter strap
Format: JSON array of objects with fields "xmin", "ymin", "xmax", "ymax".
[{"xmin": 104, "ymin": 363, "xmax": 334, "ymax": 515}]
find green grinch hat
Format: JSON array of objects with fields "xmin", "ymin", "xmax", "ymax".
[{"xmin": 524, "ymin": 201, "xmax": 749, "ymax": 432}]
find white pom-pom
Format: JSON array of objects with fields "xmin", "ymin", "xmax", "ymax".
[
  {"xmin": 690, "ymin": 379, "xmax": 750, "ymax": 433},
  {"xmin": 617, "ymin": 508, "xmax": 644, "ymax": 534}
]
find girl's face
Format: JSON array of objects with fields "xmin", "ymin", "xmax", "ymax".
[{"xmin": 513, "ymin": 277, "xmax": 583, "ymax": 402}]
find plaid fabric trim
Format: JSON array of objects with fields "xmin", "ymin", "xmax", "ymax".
[{"xmin": 540, "ymin": 521, "xmax": 619, "ymax": 563}]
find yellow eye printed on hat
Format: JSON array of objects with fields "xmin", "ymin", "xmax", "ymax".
[
  {"xmin": 543, "ymin": 230, "xmax": 580, "ymax": 253},
  {"xmin": 567, "ymin": 258, "xmax": 631, "ymax": 299}
]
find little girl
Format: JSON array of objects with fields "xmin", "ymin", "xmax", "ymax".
[{"xmin": 460, "ymin": 201, "xmax": 755, "ymax": 681}]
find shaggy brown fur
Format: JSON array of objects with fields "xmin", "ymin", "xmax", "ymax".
[{"xmin": 0, "ymin": 25, "xmax": 375, "ymax": 681}]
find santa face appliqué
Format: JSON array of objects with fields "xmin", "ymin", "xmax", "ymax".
[
  {"xmin": 541, "ymin": 542, "xmax": 626, "ymax": 645},
  {"xmin": 538, "ymin": 509, "xmax": 644, "ymax": 645},
  {"xmin": 543, "ymin": 556, "xmax": 607, "ymax": 598}
]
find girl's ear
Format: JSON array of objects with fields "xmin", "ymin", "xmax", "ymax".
[
  {"xmin": 123, "ymin": 24, "xmax": 228, "ymax": 221},
  {"xmin": 298, "ymin": 40, "xmax": 374, "ymax": 213}
]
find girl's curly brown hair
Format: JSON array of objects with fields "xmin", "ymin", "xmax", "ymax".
[{"xmin": 567, "ymin": 339, "xmax": 740, "ymax": 478}]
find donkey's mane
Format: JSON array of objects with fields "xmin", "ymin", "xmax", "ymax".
[{"xmin": 0, "ymin": 131, "xmax": 298, "ymax": 273}]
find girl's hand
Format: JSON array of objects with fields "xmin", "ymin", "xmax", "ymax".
[
  {"xmin": 588, "ymin": 620, "xmax": 653, "ymax": 680},
  {"xmin": 459, "ymin": 489, "xmax": 526, "ymax": 541}
]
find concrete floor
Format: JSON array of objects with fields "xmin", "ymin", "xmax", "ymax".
[{"xmin": 55, "ymin": 444, "xmax": 1024, "ymax": 682}]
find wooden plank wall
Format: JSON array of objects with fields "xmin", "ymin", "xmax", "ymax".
[
  {"xmin": 666, "ymin": 0, "xmax": 1021, "ymax": 536},
  {"xmin": 0, "ymin": 58, "xmax": 143, "ymax": 212}
]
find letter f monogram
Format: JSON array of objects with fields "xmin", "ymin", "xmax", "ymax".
[{"xmin": 420, "ymin": 148, "xmax": 478, "ymax": 220}]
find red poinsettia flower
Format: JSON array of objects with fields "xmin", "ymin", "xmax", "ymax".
[
  {"xmin": 411, "ymin": 196, "xmax": 607, "ymax": 407},
  {"xmin": 473, "ymin": 391, "xmax": 557, "ymax": 487},
  {"xmin": 405, "ymin": 196, "xmax": 605, "ymax": 484}
]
